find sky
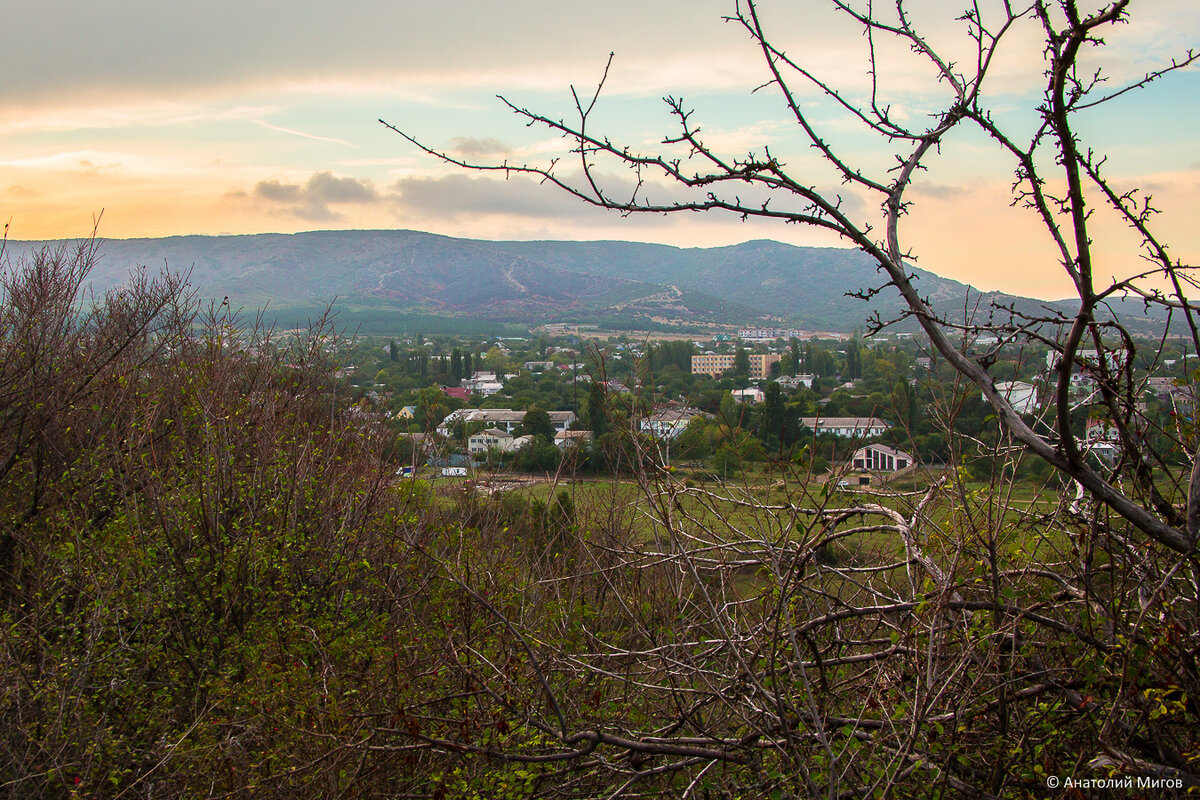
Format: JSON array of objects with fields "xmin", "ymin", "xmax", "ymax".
[{"xmin": 2, "ymin": 0, "xmax": 1197, "ymax": 300}]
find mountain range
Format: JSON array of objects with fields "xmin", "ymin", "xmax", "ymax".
[{"xmin": 3, "ymin": 229, "xmax": 1091, "ymax": 334}]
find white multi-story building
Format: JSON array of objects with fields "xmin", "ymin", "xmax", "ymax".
[{"xmin": 800, "ymin": 416, "xmax": 891, "ymax": 438}]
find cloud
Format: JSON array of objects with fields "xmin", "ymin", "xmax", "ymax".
[
  {"xmin": 306, "ymin": 172, "xmax": 379, "ymax": 203},
  {"xmin": 249, "ymin": 120, "xmax": 355, "ymax": 147},
  {"xmin": 390, "ymin": 173, "xmax": 602, "ymax": 222},
  {"xmin": 389, "ymin": 169, "xmax": 870, "ymax": 226},
  {"xmin": 911, "ymin": 183, "xmax": 970, "ymax": 200},
  {"xmin": 0, "ymin": 100, "xmax": 276, "ymax": 137},
  {"xmin": 252, "ymin": 171, "xmax": 380, "ymax": 220},
  {"xmin": 254, "ymin": 180, "xmax": 301, "ymax": 203},
  {"xmin": 448, "ymin": 137, "xmax": 513, "ymax": 158}
]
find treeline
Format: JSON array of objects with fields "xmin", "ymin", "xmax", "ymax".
[{"xmin": 353, "ymin": 330, "xmax": 1049, "ymax": 470}]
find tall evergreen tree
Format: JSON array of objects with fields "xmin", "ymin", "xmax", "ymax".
[
  {"xmin": 586, "ymin": 381, "xmax": 609, "ymax": 438},
  {"xmin": 760, "ymin": 382, "xmax": 785, "ymax": 452},
  {"xmin": 733, "ymin": 347, "xmax": 750, "ymax": 377}
]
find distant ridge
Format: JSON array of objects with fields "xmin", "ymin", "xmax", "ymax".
[{"xmin": 3, "ymin": 229, "xmax": 1087, "ymax": 334}]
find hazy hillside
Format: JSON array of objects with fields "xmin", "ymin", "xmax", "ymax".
[{"xmin": 3, "ymin": 230, "xmax": 1079, "ymax": 333}]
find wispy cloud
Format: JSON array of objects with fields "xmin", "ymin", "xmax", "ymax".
[
  {"xmin": 0, "ymin": 101, "xmax": 283, "ymax": 136},
  {"xmin": 0, "ymin": 151, "xmax": 129, "ymax": 173},
  {"xmin": 248, "ymin": 120, "xmax": 356, "ymax": 147},
  {"xmin": 448, "ymin": 137, "xmax": 513, "ymax": 158}
]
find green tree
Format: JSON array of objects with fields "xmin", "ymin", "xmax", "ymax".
[
  {"xmin": 673, "ymin": 416, "xmax": 713, "ymax": 460},
  {"xmin": 758, "ymin": 381, "xmax": 785, "ymax": 452},
  {"xmin": 585, "ymin": 380, "xmax": 609, "ymax": 438},
  {"xmin": 486, "ymin": 345, "xmax": 506, "ymax": 380},
  {"xmin": 514, "ymin": 436, "xmax": 562, "ymax": 472},
  {"xmin": 520, "ymin": 406, "xmax": 554, "ymax": 440},
  {"xmin": 890, "ymin": 378, "xmax": 916, "ymax": 430},
  {"xmin": 845, "ymin": 337, "xmax": 862, "ymax": 380},
  {"xmin": 415, "ymin": 385, "xmax": 448, "ymax": 430},
  {"xmin": 732, "ymin": 346, "xmax": 750, "ymax": 377}
]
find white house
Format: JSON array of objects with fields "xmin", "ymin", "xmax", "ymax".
[
  {"xmin": 800, "ymin": 416, "xmax": 891, "ymax": 438},
  {"xmin": 468, "ymin": 428, "xmax": 532, "ymax": 454},
  {"xmin": 850, "ymin": 444, "xmax": 914, "ymax": 473},
  {"xmin": 996, "ymin": 381, "xmax": 1039, "ymax": 414},
  {"xmin": 731, "ymin": 387, "xmax": 764, "ymax": 404},
  {"xmin": 640, "ymin": 407, "xmax": 709, "ymax": 440},
  {"xmin": 1046, "ymin": 348, "xmax": 1125, "ymax": 385},
  {"xmin": 463, "ymin": 381, "xmax": 501, "ymax": 395},
  {"xmin": 554, "ymin": 430, "xmax": 594, "ymax": 450},
  {"xmin": 462, "ymin": 371, "xmax": 504, "ymax": 396},
  {"xmin": 438, "ymin": 408, "xmax": 577, "ymax": 437},
  {"xmin": 775, "ymin": 374, "xmax": 814, "ymax": 390},
  {"xmin": 1085, "ymin": 440, "xmax": 1119, "ymax": 464}
]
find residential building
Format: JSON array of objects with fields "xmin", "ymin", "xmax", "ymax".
[
  {"xmin": 641, "ymin": 407, "xmax": 709, "ymax": 439},
  {"xmin": 1085, "ymin": 440, "xmax": 1119, "ymax": 464},
  {"xmin": 800, "ymin": 416, "xmax": 891, "ymax": 438},
  {"xmin": 850, "ymin": 444, "xmax": 914, "ymax": 472},
  {"xmin": 437, "ymin": 408, "xmax": 576, "ymax": 438},
  {"xmin": 554, "ymin": 430, "xmax": 594, "ymax": 450},
  {"xmin": 691, "ymin": 352, "xmax": 782, "ymax": 379},
  {"xmin": 1145, "ymin": 376, "xmax": 1177, "ymax": 397},
  {"xmin": 775, "ymin": 374, "xmax": 814, "ymax": 390},
  {"xmin": 467, "ymin": 428, "xmax": 531, "ymax": 454},
  {"xmin": 996, "ymin": 381, "xmax": 1039, "ymax": 414},
  {"xmin": 731, "ymin": 387, "xmax": 764, "ymax": 404},
  {"xmin": 1046, "ymin": 348, "xmax": 1126, "ymax": 386},
  {"xmin": 1085, "ymin": 417, "xmax": 1117, "ymax": 442},
  {"xmin": 737, "ymin": 328, "xmax": 807, "ymax": 341},
  {"xmin": 459, "ymin": 371, "xmax": 504, "ymax": 396}
]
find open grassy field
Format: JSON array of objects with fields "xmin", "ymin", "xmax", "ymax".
[{"xmin": 404, "ymin": 463, "xmax": 1075, "ymax": 578}]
